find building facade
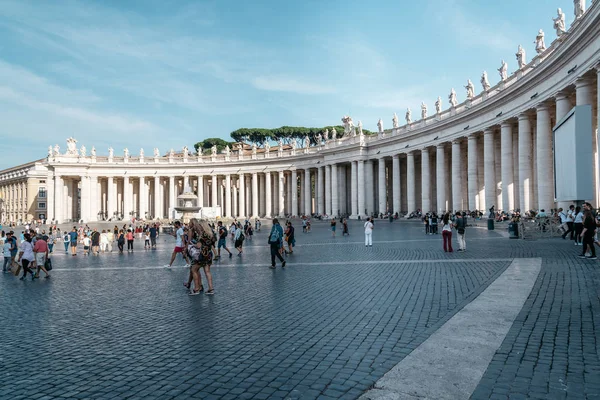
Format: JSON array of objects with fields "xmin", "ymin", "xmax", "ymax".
[{"xmin": 1, "ymin": 2, "xmax": 599, "ymax": 224}]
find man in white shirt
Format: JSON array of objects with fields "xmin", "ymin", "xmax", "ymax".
[
  {"xmin": 165, "ymin": 221, "xmax": 189, "ymax": 268},
  {"xmin": 562, "ymin": 205, "xmax": 575, "ymax": 240},
  {"xmin": 364, "ymin": 217, "xmax": 374, "ymax": 247}
]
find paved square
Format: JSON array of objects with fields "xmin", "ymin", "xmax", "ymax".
[{"xmin": 1, "ymin": 220, "xmax": 598, "ymax": 399}]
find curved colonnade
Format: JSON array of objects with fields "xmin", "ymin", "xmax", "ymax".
[{"xmin": 1, "ymin": 2, "xmax": 599, "ymax": 224}]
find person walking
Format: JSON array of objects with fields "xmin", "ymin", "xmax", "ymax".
[
  {"xmin": 284, "ymin": 221, "xmax": 295, "ymax": 254},
  {"xmin": 69, "ymin": 227, "xmax": 78, "ymax": 256},
  {"xmin": 100, "ymin": 230, "xmax": 109, "ymax": 252},
  {"xmin": 149, "ymin": 224, "xmax": 158, "ymax": 249},
  {"xmin": 17, "ymin": 233, "xmax": 35, "ymax": 281},
  {"xmin": 90, "ymin": 228, "xmax": 100, "ymax": 255},
  {"xmin": 331, "ymin": 218, "xmax": 337, "ymax": 237},
  {"xmin": 165, "ymin": 221, "xmax": 190, "ymax": 268},
  {"xmin": 453, "ymin": 212, "xmax": 466, "ymax": 252},
  {"xmin": 579, "ymin": 207, "xmax": 597, "ymax": 259},
  {"xmin": 573, "ymin": 206, "xmax": 584, "ymax": 245},
  {"xmin": 82, "ymin": 234, "xmax": 91, "ymax": 256},
  {"xmin": 3, "ymin": 235, "xmax": 11, "ymax": 273},
  {"xmin": 214, "ymin": 221, "xmax": 232, "ymax": 260},
  {"xmin": 234, "ymin": 222, "xmax": 245, "ymax": 256},
  {"xmin": 126, "ymin": 229, "xmax": 134, "ymax": 252},
  {"xmin": 441, "ymin": 213, "xmax": 454, "ymax": 252},
  {"xmin": 342, "ymin": 218, "xmax": 349, "ymax": 236},
  {"xmin": 117, "ymin": 229, "xmax": 125, "ymax": 253},
  {"xmin": 187, "ymin": 218, "xmax": 216, "ymax": 295},
  {"xmin": 33, "ymin": 234, "xmax": 50, "ymax": 279},
  {"xmin": 364, "ymin": 217, "xmax": 374, "ymax": 247},
  {"xmin": 63, "ymin": 231, "xmax": 70, "ymax": 253},
  {"xmin": 563, "ymin": 205, "xmax": 575, "ymax": 240},
  {"xmin": 268, "ymin": 218, "xmax": 286, "ymax": 269}
]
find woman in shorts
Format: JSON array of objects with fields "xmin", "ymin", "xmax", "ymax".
[
  {"xmin": 17, "ymin": 233, "xmax": 35, "ymax": 281},
  {"xmin": 234, "ymin": 222, "xmax": 244, "ymax": 255},
  {"xmin": 284, "ymin": 221, "xmax": 295, "ymax": 254},
  {"xmin": 187, "ymin": 218, "xmax": 216, "ymax": 296},
  {"xmin": 330, "ymin": 218, "xmax": 337, "ymax": 237}
]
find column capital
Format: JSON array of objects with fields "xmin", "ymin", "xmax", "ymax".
[
  {"xmin": 500, "ymin": 120, "xmax": 513, "ymax": 128},
  {"xmin": 420, "ymin": 147, "xmax": 429, "ymax": 154},
  {"xmin": 554, "ymin": 89, "xmax": 571, "ymax": 101},
  {"xmin": 536, "ymin": 101, "xmax": 552, "ymax": 112},
  {"xmin": 451, "ymin": 139, "xmax": 461, "ymax": 146},
  {"xmin": 518, "ymin": 113, "xmax": 531, "ymax": 121},
  {"xmin": 392, "ymin": 154, "xmax": 400, "ymax": 160},
  {"xmin": 575, "ymin": 76, "xmax": 594, "ymax": 89},
  {"xmin": 483, "ymin": 127, "xmax": 494, "ymax": 135}
]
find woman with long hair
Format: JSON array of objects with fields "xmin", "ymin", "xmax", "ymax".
[
  {"xmin": 234, "ymin": 222, "xmax": 244, "ymax": 256},
  {"xmin": 187, "ymin": 218, "xmax": 216, "ymax": 295},
  {"xmin": 17, "ymin": 233, "xmax": 35, "ymax": 280},
  {"xmin": 441, "ymin": 213, "xmax": 453, "ymax": 252},
  {"xmin": 573, "ymin": 206, "xmax": 584, "ymax": 245}
]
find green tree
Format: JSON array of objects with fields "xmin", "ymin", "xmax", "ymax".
[
  {"xmin": 230, "ymin": 125, "xmax": 375, "ymax": 146},
  {"xmin": 193, "ymin": 138, "xmax": 234, "ymax": 155}
]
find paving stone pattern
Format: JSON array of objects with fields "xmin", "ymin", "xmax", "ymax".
[{"xmin": 0, "ymin": 220, "xmax": 597, "ymax": 399}]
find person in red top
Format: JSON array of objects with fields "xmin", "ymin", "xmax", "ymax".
[
  {"xmin": 126, "ymin": 229, "xmax": 135, "ymax": 252},
  {"xmin": 33, "ymin": 234, "xmax": 50, "ymax": 279}
]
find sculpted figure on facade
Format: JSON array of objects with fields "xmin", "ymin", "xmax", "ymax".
[
  {"xmin": 516, "ymin": 45, "xmax": 527, "ymax": 69},
  {"xmin": 91, "ymin": 146, "xmax": 96, "ymax": 157},
  {"xmin": 481, "ymin": 71, "xmax": 491, "ymax": 91},
  {"xmin": 153, "ymin": 148, "xmax": 159, "ymax": 158},
  {"xmin": 278, "ymin": 139, "xmax": 284, "ymax": 156},
  {"xmin": 341, "ymin": 115, "xmax": 353, "ymax": 136},
  {"xmin": 108, "ymin": 147, "xmax": 114, "ymax": 159},
  {"xmin": 377, "ymin": 118, "xmax": 384, "ymax": 134},
  {"xmin": 535, "ymin": 29, "xmax": 546, "ymax": 54},
  {"xmin": 449, "ymin": 88, "xmax": 458, "ymax": 108},
  {"xmin": 169, "ymin": 148, "xmax": 175, "ymax": 158},
  {"xmin": 498, "ymin": 60, "xmax": 508, "ymax": 81},
  {"xmin": 225, "ymin": 145, "xmax": 231, "ymax": 157},
  {"xmin": 252, "ymin": 143, "xmax": 257, "ymax": 157},
  {"xmin": 358, "ymin": 120, "xmax": 363, "ymax": 136},
  {"xmin": 182, "ymin": 146, "xmax": 189, "ymax": 159},
  {"xmin": 264, "ymin": 140, "xmax": 270, "ymax": 154},
  {"xmin": 574, "ymin": 0, "xmax": 585, "ymax": 19},
  {"xmin": 291, "ymin": 139, "xmax": 297, "ymax": 155},
  {"xmin": 435, "ymin": 97, "xmax": 442, "ymax": 114},
  {"xmin": 304, "ymin": 135, "xmax": 310, "ymax": 148},
  {"xmin": 420, "ymin": 102, "xmax": 427, "ymax": 120},
  {"xmin": 48, "ymin": 146, "xmax": 53, "ymax": 158},
  {"xmin": 323, "ymin": 128, "xmax": 329, "ymax": 142},
  {"xmin": 53, "ymin": 144, "xmax": 60, "ymax": 156},
  {"xmin": 66, "ymin": 137, "xmax": 78, "ymax": 155},
  {"xmin": 315, "ymin": 133, "xmax": 322, "ymax": 147},
  {"xmin": 80, "ymin": 145, "xmax": 87, "ymax": 157},
  {"xmin": 124, "ymin": 148, "xmax": 129, "ymax": 159},
  {"xmin": 139, "ymin": 148, "xmax": 144, "ymax": 158},
  {"xmin": 553, "ymin": 8, "xmax": 566, "ymax": 37},
  {"xmin": 405, "ymin": 108, "xmax": 412, "ymax": 125},
  {"xmin": 211, "ymin": 145, "xmax": 217, "ymax": 156},
  {"xmin": 278, "ymin": 138, "xmax": 284, "ymax": 149},
  {"xmin": 332, "ymin": 127, "xmax": 338, "ymax": 139},
  {"xmin": 392, "ymin": 112, "xmax": 399, "ymax": 129},
  {"xmin": 465, "ymin": 79, "xmax": 475, "ymax": 100}
]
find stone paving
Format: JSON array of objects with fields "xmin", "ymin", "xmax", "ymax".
[{"xmin": 0, "ymin": 219, "xmax": 598, "ymax": 399}]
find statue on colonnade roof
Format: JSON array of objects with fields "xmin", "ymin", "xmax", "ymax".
[
  {"xmin": 535, "ymin": 29, "xmax": 546, "ymax": 54},
  {"xmin": 481, "ymin": 71, "xmax": 491, "ymax": 91},
  {"xmin": 392, "ymin": 112, "xmax": 399, "ymax": 129},
  {"xmin": 553, "ymin": 8, "xmax": 566, "ymax": 37},
  {"xmin": 516, "ymin": 45, "xmax": 526, "ymax": 69},
  {"xmin": 66, "ymin": 137, "xmax": 78, "ymax": 155},
  {"xmin": 498, "ymin": 60, "xmax": 508, "ymax": 81}
]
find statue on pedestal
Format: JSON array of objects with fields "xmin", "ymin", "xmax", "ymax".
[
  {"xmin": 108, "ymin": 147, "xmax": 114, "ymax": 159},
  {"xmin": 278, "ymin": 138, "xmax": 284, "ymax": 149},
  {"xmin": 449, "ymin": 88, "xmax": 458, "ymax": 107},
  {"xmin": 341, "ymin": 115, "xmax": 353, "ymax": 136},
  {"xmin": 332, "ymin": 127, "xmax": 337, "ymax": 139},
  {"xmin": 278, "ymin": 139, "xmax": 284, "ymax": 156},
  {"xmin": 291, "ymin": 139, "xmax": 297, "ymax": 154},
  {"xmin": 421, "ymin": 102, "xmax": 428, "ymax": 120},
  {"xmin": 264, "ymin": 140, "xmax": 270, "ymax": 154},
  {"xmin": 53, "ymin": 144, "xmax": 60, "ymax": 156},
  {"xmin": 169, "ymin": 148, "xmax": 175, "ymax": 158},
  {"xmin": 91, "ymin": 146, "xmax": 96, "ymax": 158},
  {"xmin": 124, "ymin": 148, "xmax": 129, "ymax": 159},
  {"xmin": 481, "ymin": 71, "xmax": 491, "ymax": 91},
  {"xmin": 498, "ymin": 60, "xmax": 508, "ymax": 81},
  {"xmin": 535, "ymin": 29, "xmax": 546, "ymax": 54},
  {"xmin": 574, "ymin": 0, "xmax": 585, "ymax": 19},
  {"xmin": 154, "ymin": 148, "xmax": 160, "ymax": 158},
  {"xmin": 323, "ymin": 128, "xmax": 329, "ymax": 141},
  {"xmin": 358, "ymin": 120, "xmax": 363, "ymax": 136},
  {"xmin": 48, "ymin": 146, "xmax": 53, "ymax": 158},
  {"xmin": 553, "ymin": 8, "xmax": 566, "ymax": 37},
  {"xmin": 377, "ymin": 118, "xmax": 384, "ymax": 134},
  {"xmin": 315, "ymin": 133, "xmax": 322, "ymax": 146},
  {"xmin": 140, "ymin": 148, "xmax": 144, "ymax": 158},
  {"xmin": 405, "ymin": 108, "xmax": 412, "ymax": 125},
  {"xmin": 80, "ymin": 145, "xmax": 87, "ymax": 157},
  {"xmin": 66, "ymin": 137, "xmax": 78, "ymax": 155},
  {"xmin": 182, "ymin": 146, "xmax": 189, "ymax": 159},
  {"xmin": 392, "ymin": 113, "xmax": 399, "ymax": 129},
  {"xmin": 225, "ymin": 145, "xmax": 231, "ymax": 157},
  {"xmin": 304, "ymin": 135, "xmax": 310, "ymax": 148},
  {"xmin": 516, "ymin": 45, "xmax": 527, "ymax": 69},
  {"xmin": 252, "ymin": 143, "xmax": 257, "ymax": 157},
  {"xmin": 211, "ymin": 145, "xmax": 217, "ymax": 156},
  {"xmin": 435, "ymin": 97, "xmax": 442, "ymax": 114},
  {"xmin": 465, "ymin": 79, "xmax": 475, "ymax": 100}
]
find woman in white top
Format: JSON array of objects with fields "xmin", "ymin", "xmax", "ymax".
[
  {"xmin": 364, "ymin": 217, "xmax": 374, "ymax": 247},
  {"xmin": 441, "ymin": 213, "xmax": 454, "ymax": 252},
  {"xmin": 100, "ymin": 230, "xmax": 109, "ymax": 252},
  {"xmin": 17, "ymin": 233, "xmax": 35, "ymax": 280},
  {"xmin": 573, "ymin": 206, "xmax": 584, "ymax": 245}
]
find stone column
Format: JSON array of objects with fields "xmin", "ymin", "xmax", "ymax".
[
  {"xmin": 259, "ymin": 174, "xmax": 265, "ymax": 216},
  {"xmin": 576, "ymin": 76, "xmax": 597, "ymax": 204},
  {"xmin": 467, "ymin": 134, "xmax": 478, "ymax": 211},
  {"xmin": 80, "ymin": 176, "xmax": 89, "ymax": 222},
  {"xmin": 225, "ymin": 174, "xmax": 232, "ymax": 217},
  {"xmin": 123, "ymin": 176, "xmax": 131, "ymax": 220},
  {"xmin": 211, "ymin": 175, "xmax": 218, "ymax": 209},
  {"xmin": 238, "ymin": 173, "xmax": 245, "ymax": 217},
  {"xmin": 407, "ymin": 152, "xmax": 415, "ymax": 212},
  {"xmin": 278, "ymin": 171, "xmax": 285, "ymax": 217},
  {"xmin": 152, "ymin": 176, "xmax": 160, "ymax": 219},
  {"xmin": 107, "ymin": 176, "xmax": 115, "ymax": 220},
  {"xmin": 436, "ymin": 144, "xmax": 446, "ymax": 213},
  {"xmin": 265, "ymin": 172, "xmax": 272, "ymax": 218},
  {"xmin": 483, "ymin": 129, "xmax": 496, "ymax": 211},
  {"xmin": 139, "ymin": 177, "xmax": 147, "ymax": 219},
  {"xmin": 325, "ymin": 165, "xmax": 331, "ymax": 216},
  {"xmin": 500, "ymin": 122, "xmax": 515, "ymax": 212},
  {"xmin": 421, "ymin": 148, "xmax": 430, "ymax": 212},
  {"xmin": 451, "ymin": 140, "xmax": 463, "ymax": 213},
  {"xmin": 197, "ymin": 176, "xmax": 204, "ymax": 209},
  {"xmin": 536, "ymin": 103, "xmax": 554, "ymax": 211},
  {"xmin": 46, "ymin": 172, "xmax": 54, "ymax": 222},
  {"xmin": 365, "ymin": 160, "xmax": 374, "ymax": 215},
  {"xmin": 251, "ymin": 172, "xmax": 258, "ymax": 218},
  {"xmin": 331, "ymin": 164, "xmax": 338, "ymax": 217},
  {"xmin": 317, "ymin": 166, "xmax": 324, "ymax": 215},
  {"xmin": 375, "ymin": 158, "xmax": 384, "ymax": 214},
  {"xmin": 169, "ymin": 176, "xmax": 176, "ymax": 219},
  {"xmin": 304, "ymin": 169, "xmax": 312, "ymax": 216},
  {"xmin": 392, "ymin": 155, "xmax": 401, "ymax": 214},
  {"xmin": 299, "ymin": 171, "xmax": 305, "ymax": 215},
  {"xmin": 89, "ymin": 176, "xmax": 98, "ymax": 221},
  {"xmin": 350, "ymin": 162, "xmax": 358, "ymax": 218},
  {"xmin": 357, "ymin": 160, "xmax": 365, "ymax": 218},
  {"xmin": 518, "ymin": 114, "xmax": 533, "ymax": 212},
  {"xmin": 555, "ymin": 90, "xmax": 573, "ymax": 121},
  {"xmin": 291, "ymin": 169, "xmax": 298, "ymax": 217}
]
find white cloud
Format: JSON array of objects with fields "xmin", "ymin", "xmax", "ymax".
[{"xmin": 251, "ymin": 76, "xmax": 336, "ymax": 95}]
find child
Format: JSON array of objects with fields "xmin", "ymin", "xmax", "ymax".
[
  {"xmin": 144, "ymin": 231, "xmax": 150, "ymax": 249},
  {"xmin": 82, "ymin": 234, "xmax": 91, "ymax": 256}
]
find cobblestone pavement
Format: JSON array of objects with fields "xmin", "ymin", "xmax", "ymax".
[{"xmin": 1, "ymin": 219, "xmax": 598, "ymax": 399}]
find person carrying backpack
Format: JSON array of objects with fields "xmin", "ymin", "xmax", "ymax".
[
  {"xmin": 267, "ymin": 218, "xmax": 286, "ymax": 269},
  {"xmin": 214, "ymin": 221, "xmax": 232, "ymax": 260},
  {"xmin": 453, "ymin": 212, "xmax": 467, "ymax": 252}
]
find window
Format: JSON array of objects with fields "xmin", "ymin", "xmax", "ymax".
[
  {"xmin": 39, "ymin": 180, "xmax": 46, "ymax": 184},
  {"xmin": 38, "ymin": 187, "xmax": 46, "ymax": 198},
  {"xmin": 38, "ymin": 202, "xmax": 46, "ymax": 209}
]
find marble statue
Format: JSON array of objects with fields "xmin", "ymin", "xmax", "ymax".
[
  {"xmin": 182, "ymin": 146, "xmax": 189, "ymax": 158},
  {"xmin": 435, "ymin": 97, "xmax": 442, "ymax": 114},
  {"xmin": 91, "ymin": 146, "xmax": 96, "ymax": 157},
  {"xmin": 124, "ymin": 148, "xmax": 129, "ymax": 158},
  {"xmin": 574, "ymin": 0, "xmax": 585, "ymax": 19},
  {"xmin": 315, "ymin": 133, "xmax": 322, "ymax": 145},
  {"xmin": 323, "ymin": 128, "xmax": 329, "ymax": 141},
  {"xmin": 553, "ymin": 8, "xmax": 566, "ymax": 37},
  {"xmin": 264, "ymin": 140, "xmax": 270, "ymax": 153},
  {"xmin": 341, "ymin": 115, "xmax": 353, "ymax": 136},
  {"xmin": 465, "ymin": 79, "xmax": 475, "ymax": 100},
  {"xmin": 332, "ymin": 127, "xmax": 337, "ymax": 139},
  {"xmin": 392, "ymin": 113, "xmax": 399, "ymax": 129},
  {"xmin": 449, "ymin": 88, "xmax": 458, "ymax": 107},
  {"xmin": 405, "ymin": 108, "xmax": 412, "ymax": 125},
  {"xmin": 421, "ymin": 102, "xmax": 428, "ymax": 120},
  {"xmin": 349, "ymin": 124, "xmax": 356, "ymax": 137},
  {"xmin": 481, "ymin": 71, "xmax": 491, "ymax": 91},
  {"xmin": 211, "ymin": 145, "xmax": 217, "ymax": 156},
  {"xmin": 516, "ymin": 45, "xmax": 527, "ymax": 69},
  {"xmin": 53, "ymin": 144, "xmax": 60, "ymax": 156},
  {"xmin": 278, "ymin": 138, "xmax": 284, "ymax": 149},
  {"xmin": 66, "ymin": 137, "xmax": 78, "ymax": 155},
  {"xmin": 140, "ymin": 148, "xmax": 144, "ymax": 158},
  {"xmin": 252, "ymin": 143, "xmax": 257, "ymax": 156},
  {"xmin": 534, "ymin": 29, "xmax": 546, "ymax": 54},
  {"xmin": 154, "ymin": 148, "xmax": 159, "ymax": 157},
  {"xmin": 108, "ymin": 147, "xmax": 114, "ymax": 158},
  {"xmin": 291, "ymin": 139, "xmax": 297, "ymax": 150},
  {"xmin": 358, "ymin": 120, "xmax": 363, "ymax": 136},
  {"xmin": 169, "ymin": 148, "xmax": 175, "ymax": 158},
  {"xmin": 48, "ymin": 146, "xmax": 53, "ymax": 157},
  {"xmin": 236, "ymin": 143, "xmax": 243, "ymax": 153},
  {"xmin": 225, "ymin": 145, "xmax": 231, "ymax": 157},
  {"xmin": 304, "ymin": 135, "xmax": 310, "ymax": 148},
  {"xmin": 498, "ymin": 60, "xmax": 508, "ymax": 81},
  {"xmin": 80, "ymin": 145, "xmax": 86, "ymax": 157},
  {"xmin": 377, "ymin": 118, "xmax": 384, "ymax": 133}
]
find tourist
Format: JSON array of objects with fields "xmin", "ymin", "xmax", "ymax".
[
  {"xmin": 69, "ymin": 227, "xmax": 78, "ymax": 256},
  {"xmin": 165, "ymin": 221, "xmax": 189, "ymax": 268},
  {"xmin": 563, "ymin": 205, "xmax": 575, "ymax": 240},
  {"xmin": 267, "ymin": 218, "xmax": 286, "ymax": 269},
  {"xmin": 255, "ymin": 218, "xmax": 261, "ymax": 232},
  {"xmin": 47, "ymin": 234, "xmax": 54, "ymax": 253},
  {"xmin": 149, "ymin": 224, "xmax": 158, "ymax": 249},
  {"xmin": 17, "ymin": 233, "xmax": 35, "ymax": 281},
  {"xmin": 302, "ymin": 218, "xmax": 307, "ymax": 233},
  {"xmin": 579, "ymin": 207, "xmax": 597, "ymax": 260},
  {"xmin": 230, "ymin": 222, "xmax": 237, "ymax": 239},
  {"xmin": 424, "ymin": 214, "xmax": 430, "ymax": 235},
  {"xmin": 2, "ymin": 234, "xmax": 11, "ymax": 273},
  {"xmin": 441, "ymin": 213, "xmax": 454, "ymax": 252},
  {"xmin": 453, "ymin": 212, "xmax": 466, "ymax": 252},
  {"xmin": 574, "ymin": 206, "xmax": 584, "ymax": 245},
  {"xmin": 63, "ymin": 231, "xmax": 70, "ymax": 253},
  {"xmin": 33, "ymin": 234, "xmax": 50, "ymax": 279},
  {"xmin": 144, "ymin": 230, "xmax": 151, "ymax": 249},
  {"xmin": 82, "ymin": 234, "xmax": 91, "ymax": 256},
  {"xmin": 284, "ymin": 221, "xmax": 295, "ymax": 254},
  {"xmin": 214, "ymin": 221, "xmax": 232, "ymax": 260},
  {"xmin": 234, "ymin": 222, "xmax": 245, "ymax": 256},
  {"xmin": 342, "ymin": 218, "xmax": 349, "ymax": 236},
  {"xmin": 364, "ymin": 217, "xmax": 374, "ymax": 247},
  {"xmin": 117, "ymin": 229, "xmax": 125, "ymax": 253},
  {"xmin": 187, "ymin": 218, "xmax": 216, "ymax": 295},
  {"xmin": 7, "ymin": 232, "xmax": 18, "ymax": 271},
  {"xmin": 330, "ymin": 218, "xmax": 337, "ymax": 237},
  {"xmin": 100, "ymin": 230, "xmax": 109, "ymax": 252},
  {"xmin": 126, "ymin": 229, "xmax": 135, "ymax": 252},
  {"xmin": 431, "ymin": 213, "xmax": 439, "ymax": 234},
  {"xmin": 90, "ymin": 228, "xmax": 100, "ymax": 255}
]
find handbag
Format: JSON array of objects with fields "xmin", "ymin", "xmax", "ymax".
[{"xmin": 45, "ymin": 258, "xmax": 53, "ymax": 271}]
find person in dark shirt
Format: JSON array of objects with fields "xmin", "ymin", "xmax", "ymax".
[
  {"xmin": 579, "ymin": 203, "xmax": 597, "ymax": 260},
  {"xmin": 91, "ymin": 229, "xmax": 101, "ymax": 255},
  {"xmin": 149, "ymin": 225, "xmax": 158, "ymax": 248}
]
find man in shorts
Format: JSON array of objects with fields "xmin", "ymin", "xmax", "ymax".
[
  {"xmin": 214, "ymin": 221, "xmax": 232, "ymax": 260},
  {"xmin": 69, "ymin": 226, "xmax": 78, "ymax": 256},
  {"xmin": 149, "ymin": 224, "xmax": 158, "ymax": 249},
  {"xmin": 90, "ymin": 228, "xmax": 101, "ymax": 255},
  {"xmin": 165, "ymin": 221, "xmax": 189, "ymax": 268}
]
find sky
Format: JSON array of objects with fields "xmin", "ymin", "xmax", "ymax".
[{"xmin": 0, "ymin": 0, "xmax": 574, "ymax": 169}]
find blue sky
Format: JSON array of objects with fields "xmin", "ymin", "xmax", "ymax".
[{"xmin": 0, "ymin": 0, "xmax": 571, "ymax": 169}]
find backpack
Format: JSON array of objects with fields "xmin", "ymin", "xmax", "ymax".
[{"xmin": 268, "ymin": 227, "xmax": 280, "ymax": 244}]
